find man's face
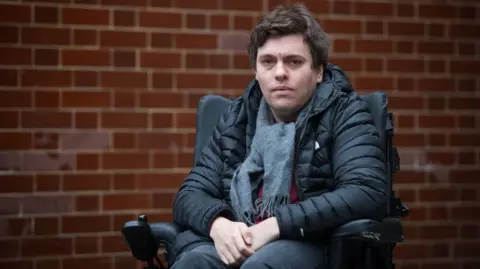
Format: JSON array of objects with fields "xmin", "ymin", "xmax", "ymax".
[{"xmin": 255, "ymin": 34, "xmax": 323, "ymax": 122}]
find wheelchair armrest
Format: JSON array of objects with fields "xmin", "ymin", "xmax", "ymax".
[
  {"xmin": 332, "ymin": 217, "xmax": 404, "ymax": 244},
  {"xmin": 122, "ymin": 219, "xmax": 181, "ymax": 265}
]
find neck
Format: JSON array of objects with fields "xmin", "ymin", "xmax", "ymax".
[{"xmin": 270, "ymin": 108, "xmax": 297, "ymax": 123}]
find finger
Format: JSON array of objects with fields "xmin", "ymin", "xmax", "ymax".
[
  {"xmin": 222, "ymin": 248, "xmax": 237, "ymax": 265},
  {"xmin": 239, "ymin": 225, "xmax": 253, "ymax": 245},
  {"xmin": 235, "ymin": 226, "xmax": 254, "ymax": 256},
  {"xmin": 215, "ymin": 246, "xmax": 229, "ymax": 265},
  {"xmin": 225, "ymin": 237, "xmax": 245, "ymax": 263}
]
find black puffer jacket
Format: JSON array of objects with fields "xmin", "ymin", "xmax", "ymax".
[{"xmin": 172, "ymin": 63, "xmax": 388, "ymax": 254}]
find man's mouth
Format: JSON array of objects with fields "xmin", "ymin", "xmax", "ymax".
[{"xmin": 272, "ymin": 86, "xmax": 294, "ymax": 92}]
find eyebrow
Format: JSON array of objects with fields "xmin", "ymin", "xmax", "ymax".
[{"xmin": 258, "ymin": 54, "xmax": 307, "ymax": 59}]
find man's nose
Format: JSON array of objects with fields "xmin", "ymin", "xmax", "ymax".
[{"xmin": 274, "ymin": 63, "xmax": 288, "ymax": 81}]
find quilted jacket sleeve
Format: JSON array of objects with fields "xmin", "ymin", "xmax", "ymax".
[
  {"xmin": 172, "ymin": 106, "xmax": 236, "ymax": 238},
  {"xmin": 274, "ymin": 93, "xmax": 389, "ymax": 240}
]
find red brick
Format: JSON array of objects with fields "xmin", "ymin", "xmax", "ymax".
[
  {"xmin": 62, "ymin": 91, "xmax": 111, "ymax": 108},
  {"xmin": 418, "ymin": 115, "xmax": 456, "ymax": 128},
  {"xmin": 0, "ymin": 26, "xmax": 19, "ymax": 44},
  {"xmin": 0, "ymin": 69, "xmax": 18, "ymax": 86},
  {"xmin": 233, "ymin": 15, "xmax": 253, "ymax": 31},
  {"xmin": 137, "ymin": 173, "xmax": 186, "ymax": 189},
  {"xmin": 0, "ymin": 4, "xmax": 31, "ymax": 23},
  {"xmin": 102, "ymin": 193, "xmax": 152, "ymax": 211},
  {"xmin": 34, "ymin": 217, "xmax": 59, "ymax": 235},
  {"xmin": 332, "ymin": 1, "xmax": 351, "ymax": 14},
  {"xmin": 22, "ymin": 238, "xmax": 72, "ymax": 257},
  {"xmin": 101, "ymin": 235, "xmax": 130, "ymax": 253},
  {"xmin": 22, "ymin": 27, "xmax": 70, "ymax": 45},
  {"xmin": 0, "ymin": 260, "xmax": 33, "ymax": 269},
  {"xmin": 354, "ymin": 76, "xmax": 394, "ymax": 91},
  {"xmin": 27, "ymin": 92, "xmax": 58, "ymax": 109},
  {"xmin": 73, "ymin": 29, "xmax": 97, "ymax": 46},
  {"xmin": 102, "ymin": 152, "xmax": 150, "ymax": 170},
  {"xmin": 100, "ymin": 30, "xmax": 147, "ymax": 48},
  {"xmin": 323, "ymin": 19, "xmax": 362, "ymax": 34},
  {"xmin": 63, "ymin": 174, "xmax": 111, "ymax": 191},
  {"xmin": 75, "ymin": 112, "xmax": 98, "ymax": 129},
  {"xmin": 0, "ymin": 90, "xmax": 32, "ymax": 108},
  {"xmin": 100, "ymin": 71, "xmax": 148, "ymax": 88},
  {"xmin": 365, "ymin": 21, "xmax": 383, "ymax": 34},
  {"xmin": 101, "ymin": 112, "xmax": 148, "ymax": 129},
  {"xmin": 210, "ymin": 14, "xmax": 230, "ymax": 29},
  {"xmin": 389, "ymin": 96, "xmax": 424, "ymax": 110},
  {"xmin": 100, "ymin": 0, "xmax": 148, "ymax": 6},
  {"xmin": 22, "ymin": 70, "xmax": 72, "ymax": 87},
  {"xmin": 140, "ymin": 52, "xmax": 181, "ymax": 68},
  {"xmin": 0, "ymin": 175, "xmax": 33, "ymax": 193},
  {"xmin": 150, "ymin": 33, "xmax": 173, "ymax": 48},
  {"xmin": 397, "ymin": 4, "xmax": 415, "ymax": 17},
  {"xmin": 74, "ymin": 71, "xmax": 98, "ymax": 87},
  {"xmin": 113, "ymin": 132, "xmax": 136, "ymax": 149},
  {"xmin": 139, "ymin": 11, "xmax": 182, "ymax": 28},
  {"xmin": 177, "ymin": 73, "xmax": 219, "ymax": 89},
  {"xmin": 427, "ymin": 24, "xmax": 446, "ymax": 38},
  {"xmin": 151, "ymin": 112, "xmax": 174, "ymax": 128},
  {"xmin": 62, "ymin": 215, "xmax": 111, "ymax": 233},
  {"xmin": 355, "ymin": 2, "xmax": 393, "ymax": 16},
  {"xmin": 417, "ymin": 78, "xmax": 455, "ymax": 92},
  {"xmin": 0, "ymin": 115, "xmax": 18, "ymax": 130},
  {"xmin": 112, "ymin": 174, "xmax": 136, "ymax": 190},
  {"xmin": 388, "ymin": 22, "xmax": 425, "ymax": 36},
  {"xmin": 21, "ymin": 111, "xmax": 72, "ymax": 128},
  {"xmin": 0, "ymin": 132, "xmax": 32, "ymax": 150},
  {"xmin": 63, "ymin": 257, "xmax": 110, "ymax": 269},
  {"xmin": 0, "ymin": 47, "xmax": 31, "ymax": 65},
  {"xmin": 450, "ymin": 24, "xmax": 479, "ymax": 39},
  {"xmin": 140, "ymin": 92, "xmax": 183, "ymax": 109},
  {"xmin": 329, "ymin": 57, "xmax": 362, "ymax": 71},
  {"xmin": 63, "ymin": 7, "xmax": 110, "ymax": 25},
  {"xmin": 0, "ymin": 239, "xmax": 19, "ymax": 258},
  {"xmin": 113, "ymin": 10, "xmax": 135, "ymax": 26},
  {"xmin": 387, "ymin": 59, "xmax": 425, "ymax": 73},
  {"xmin": 62, "ymin": 49, "xmax": 111, "ymax": 67},
  {"xmin": 152, "ymin": 152, "xmax": 175, "ymax": 168},
  {"xmin": 74, "ymin": 236, "xmax": 99, "ymax": 254},
  {"xmin": 35, "ymin": 174, "xmax": 60, "ymax": 192},
  {"xmin": 419, "ymin": 4, "xmax": 457, "ymax": 19},
  {"xmin": 34, "ymin": 6, "xmax": 59, "ymax": 23},
  {"xmin": 418, "ymin": 41, "xmax": 455, "ymax": 55},
  {"xmin": 221, "ymin": 0, "xmax": 262, "ymax": 11},
  {"xmin": 176, "ymin": 33, "xmax": 218, "ymax": 49},
  {"xmin": 355, "ymin": 39, "xmax": 393, "ymax": 53},
  {"xmin": 174, "ymin": 0, "xmax": 217, "ymax": 9},
  {"xmin": 35, "ymin": 49, "xmax": 59, "ymax": 66},
  {"xmin": 75, "ymin": 195, "xmax": 100, "ymax": 212}
]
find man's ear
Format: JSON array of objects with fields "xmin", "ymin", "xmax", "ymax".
[{"xmin": 316, "ymin": 66, "xmax": 324, "ymax": 83}]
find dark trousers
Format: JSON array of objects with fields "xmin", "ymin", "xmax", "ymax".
[{"xmin": 171, "ymin": 239, "xmax": 326, "ymax": 269}]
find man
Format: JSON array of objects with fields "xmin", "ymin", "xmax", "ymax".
[{"xmin": 171, "ymin": 4, "xmax": 388, "ymax": 269}]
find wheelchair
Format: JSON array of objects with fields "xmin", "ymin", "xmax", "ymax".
[{"xmin": 122, "ymin": 91, "xmax": 410, "ymax": 269}]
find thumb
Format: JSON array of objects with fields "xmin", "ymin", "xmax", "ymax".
[{"xmin": 239, "ymin": 225, "xmax": 252, "ymax": 245}]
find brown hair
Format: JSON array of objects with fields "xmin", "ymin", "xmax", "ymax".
[{"xmin": 247, "ymin": 4, "xmax": 329, "ymax": 70}]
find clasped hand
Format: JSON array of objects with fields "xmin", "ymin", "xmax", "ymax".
[{"xmin": 209, "ymin": 217, "xmax": 280, "ymax": 266}]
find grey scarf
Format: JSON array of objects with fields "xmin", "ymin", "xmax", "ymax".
[{"xmin": 229, "ymin": 97, "xmax": 301, "ymax": 225}]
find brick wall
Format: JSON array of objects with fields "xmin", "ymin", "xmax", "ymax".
[{"xmin": 0, "ymin": 0, "xmax": 478, "ymax": 268}]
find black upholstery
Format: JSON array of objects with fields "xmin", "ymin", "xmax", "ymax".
[{"xmin": 122, "ymin": 91, "xmax": 409, "ymax": 269}]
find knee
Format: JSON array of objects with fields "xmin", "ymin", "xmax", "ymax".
[
  {"xmin": 171, "ymin": 251, "xmax": 206, "ymax": 269},
  {"xmin": 240, "ymin": 256, "xmax": 272, "ymax": 269}
]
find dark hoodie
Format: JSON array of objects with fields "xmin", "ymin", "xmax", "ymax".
[{"xmin": 172, "ymin": 63, "xmax": 388, "ymax": 255}]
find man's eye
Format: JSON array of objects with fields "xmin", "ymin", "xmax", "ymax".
[
  {"xmin": 261, "ymin": 59, "xmax": 274, "ymax": 64},
  {"xmin": 290, "ymin": 60, "xmax": 302, "ymax": 65}
]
